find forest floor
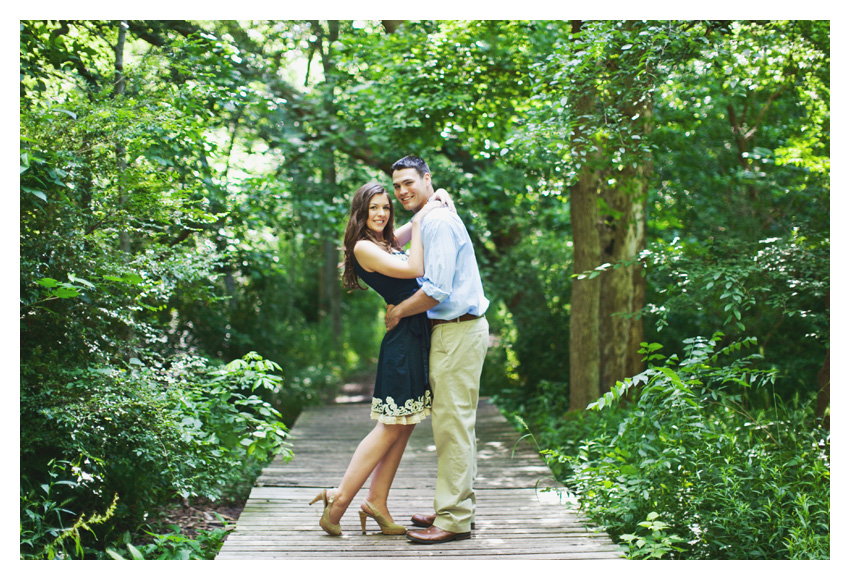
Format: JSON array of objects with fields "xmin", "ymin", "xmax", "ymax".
[
  {"xmin": 151, "ymin": 372, "xmax": 376, "ymax": 542},
  {"xmin": 150, "ymin": 497, "xmax": 245, "ymax": 539}
]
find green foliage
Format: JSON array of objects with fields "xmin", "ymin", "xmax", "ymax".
[
  {"xmin": 21, "ymin": 18, "xmax": 830, "ymax": 561},
  {"xmin": 105, "ymin": 519, "xmax": 231, "ymax": 560},
  {"xmin": 651, "ymin": 20, "xmax": 829, "ymax": 244},
  {"xmin": 640, "ymin": 231, "xmax": 828, "ymax": 399},
  {"xmin": 20, "ymin": 460, "xmax": 118, "ymax": 560},
  {"xmin": 619, "ymin": 512, "xmax": 686, "ymax": 560},
  {"xmin": 20, "ymin": 352, "xmax": 291, "ymax": 559},
  {"xmin": 539, "ymin": 335, "xmax": 829, "ymax": 559}
]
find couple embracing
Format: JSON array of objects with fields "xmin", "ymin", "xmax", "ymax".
[{"xmin": 309, "ymin": 155, "xmax": 489, "ymax": 544}]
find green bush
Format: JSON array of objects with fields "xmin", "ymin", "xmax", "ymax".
[
  {"xmin": 20, "ymin": 352, "xmax": 292, "ymax": 559},
  {"xmin": 105, "ymin": 519, "xmax": 231, "ymax": 560},
  {"xmin": 540, "ymin": 334, "xmax": 829, "ymax": 559}
]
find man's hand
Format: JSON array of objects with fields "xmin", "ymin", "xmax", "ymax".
[{"xmin": 385, "ymin": 304, "xmax": 402, "ymax": 332}]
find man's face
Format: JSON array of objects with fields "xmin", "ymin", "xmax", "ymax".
[{"xmin": 392, "ymin": 167, "xmax": 432, "ymax": 213}]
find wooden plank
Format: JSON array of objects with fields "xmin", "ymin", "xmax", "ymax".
[{"xmin": 217, "ymin": 398, "xmax": 624, "ymax": 560}]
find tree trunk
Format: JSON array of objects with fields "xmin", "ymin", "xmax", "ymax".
[
  {"xmin": 320, "ymin": 236, "xmax": 342, "ymax": 339},
  {"xmin": 815, "ymin": 292, "xmax": 830, "ymax": 430},
  {"xmin": 598, "ymin": 97, "xmax": 651, "ymax": 389},
  {"xmin": 598, "ymin": 182, "xmax": 647, "ymax": 390},
  {"xmin": 314, "ymin": 20, "xmax": 342, "ymax": 350},
  {"xmin": 114, "ymin": 20, "xmax": 131, "ymax": 255},
  {"xmin": 569, "ymin": 169, "xmax": 601, "ymax": 410},
  {"xmin": 568, "ymin": 20, "xmax": 652, "ymax": 407},
  {"xmin": 382, "ymin": 20, "xmax": 404, "ymax": 34},
  {"xmin": 568, "ymin": 84, "xmax": 602, "ymax": 410},
  {"xmin": 318, "ymin": 154, "xmax": 342, "ymax": 343},
  {"xmin": 816, "ymin": 347, "xmax": 830, "ymax": 430},
  {"xmin": 113, "ymin": 20, "xmax": 135, "ymax": 360}
]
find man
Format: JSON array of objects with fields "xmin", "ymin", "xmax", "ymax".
[{"xmin": 385, "ymin": 155, "xmax": 489, "ymax": 544}]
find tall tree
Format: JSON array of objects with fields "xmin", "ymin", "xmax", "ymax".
[
  {"xmin": 311, "ymin": 20, "xmax": 343, "ymax": 343},
  {"xmin": 517, "ymin": 20, "xmax": 702, "ymax": 409},
  {"xmin": 568, "ymin": 42, "xmax": 603, "ymax": 407}
]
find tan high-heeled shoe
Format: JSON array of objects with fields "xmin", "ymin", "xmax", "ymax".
[
  {"xmin": 309, "ymin": 489, "xmax": 341, "ymax": 536},
  {"xmin": 358, "ymin": 500, "xmax": 407, "ymax": 535}
]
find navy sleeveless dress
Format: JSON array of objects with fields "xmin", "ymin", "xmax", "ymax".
[{"xmin": 354, "ymin": 250, "xmax": 432, "ymax": 425}]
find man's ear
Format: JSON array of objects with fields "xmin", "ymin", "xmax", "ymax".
[{"xmin": 424, "ymin": 173, "xmax": 432, "ymax": 187}]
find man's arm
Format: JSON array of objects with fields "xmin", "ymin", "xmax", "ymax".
[{"xmin": 385, "ymin": 288, "xmax": 440, "ymax": 331}]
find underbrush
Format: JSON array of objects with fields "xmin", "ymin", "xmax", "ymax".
[
  {"xmin": 20, "ymin": 352, "xmax": 292, "ymax": 560},
  {"xmin": 495, "ymin": 333, "xmax": 830, "ymax": 559}
]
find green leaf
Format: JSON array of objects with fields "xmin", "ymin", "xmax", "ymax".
[
  {"xmin": 52, "ymin": 108, "xmax": 77, "ymax": 120},
  {"xmin": 21, "ymin": 186, "xmax": 47, "ymax": 201},
  {"xmin": 68, "ymin": 273, "xmax": 95, "ymax": 288},
  {"xmin": 52, "ymin": 287, "xmax": 80, "ymax": 299},
  {"xmin": 126, "ymin": 543, "xmax": 145, "ymax": 560}
]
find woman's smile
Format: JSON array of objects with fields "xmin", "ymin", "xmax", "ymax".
[{"xmin": 367, "ymin": 193, "xmax": 392, "ymax": 237}]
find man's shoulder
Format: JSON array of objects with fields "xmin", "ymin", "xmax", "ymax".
[{"xmin": 424, "ymin": 207, "xmax": 464, "ymax": 228}]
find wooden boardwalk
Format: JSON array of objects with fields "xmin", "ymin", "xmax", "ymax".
[{"xmin": 216, "ymin": 398, "xmax": 624, "ymax": 560}]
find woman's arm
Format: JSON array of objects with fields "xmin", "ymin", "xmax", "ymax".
[
  {"xmin": 354, "ymin": 238, "xmax": 423, "ymax": 279},
  {"xmin": 394, "ymin": 221, "xmax": 414, "ymax": 248},
  {"xmin": 355, "ymin": 199, "xmax": 442, "ymax": 279}
]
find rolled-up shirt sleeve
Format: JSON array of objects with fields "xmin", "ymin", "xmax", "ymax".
[{"xmin": 418, "ymin": 213, "xmax": 458, "ymax": 304}]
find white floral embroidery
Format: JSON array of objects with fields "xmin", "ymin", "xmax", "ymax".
[{"xmin": 370, "ymin": 390, "xmax": 432, "ymax": 425}]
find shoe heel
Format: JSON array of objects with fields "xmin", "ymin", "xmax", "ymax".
[
  {"xmin": 309, "ymin": 491, "xmax": 325, "ymax": 506},
  {"xmin": 359, "ymin": 510, "xmax": 369, "ymax": 534}
]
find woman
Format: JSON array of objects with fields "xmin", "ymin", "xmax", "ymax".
[{"xmin": 309, "ymin": 181, "xmax": 449, "ymax": 536}]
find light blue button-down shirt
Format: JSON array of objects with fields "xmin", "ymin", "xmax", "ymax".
[{"xmin": 418, "ymin": 208, "xmax": 489, "ymax": 320}]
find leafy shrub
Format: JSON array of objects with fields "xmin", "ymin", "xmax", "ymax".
[
  {"xmin": 540, "ymin": 334, "xmax": 830, "ymax": 559},
  {"xmin": 105, "ymin": 519, "xmax": 231, "ymax": 560},
  {"xmin": 619, "ymin": 512, "xmax": 686, "ymax": 559},
  {"xmin": 20, "ymin": 351, "xmax": 292, "ymax": 559},
  {"xmin": 641, "ymin": 232, "xmax": 829, "ymax": 401},
  {"xmin": 20, "ymin": 459, "xmax": 119, "ymax": 560}
]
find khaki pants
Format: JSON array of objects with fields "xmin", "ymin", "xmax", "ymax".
[{"xmin": 429, "ymin": 316, "xmax": 489, "ymax": 533}]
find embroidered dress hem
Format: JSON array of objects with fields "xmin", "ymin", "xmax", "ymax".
[
  {"xmin": 371, "ymin": 393, "xmax": 432, "ymax": 425},
  {"xmin": 371, "ymin": 408, "xmax": 431, "ymax": 425}
]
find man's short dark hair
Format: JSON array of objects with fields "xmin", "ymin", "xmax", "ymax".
[{"xmin": 391, "ymin": 155, "xmax": 431, "ymax": 178}]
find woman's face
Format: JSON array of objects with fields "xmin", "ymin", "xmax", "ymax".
[{"xmin": 366, "ymin": 193, "xmax": 392, "ymax": 238}]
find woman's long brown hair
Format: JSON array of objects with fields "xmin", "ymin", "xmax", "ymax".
[{"xmin": 342, "ymin": 182, "xmax": 398, "ymax": 290}]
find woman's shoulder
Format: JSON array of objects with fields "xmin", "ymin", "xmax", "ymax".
[
  {"xmin": 354, "ymin": 238, "xmax": 399, "ymax": 254},
  {"xmin": 353, "ymin": 238, "xmax": 379, "ymax": 254}
]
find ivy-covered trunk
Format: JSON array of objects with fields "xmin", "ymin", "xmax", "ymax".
[{"xmin": 598, "ymin": 94, "xmax": 651, "ymax": 389}]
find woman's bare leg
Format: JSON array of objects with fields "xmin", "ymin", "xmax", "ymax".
[
  {"xmin": 362, "ymin": 424, "xmax": 415, "ymax": 520},
  {"xmin": 327, "ymin": 422, "xmax": 414, "ymax": 524}
]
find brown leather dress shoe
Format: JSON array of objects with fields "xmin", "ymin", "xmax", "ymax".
[
  {"xmin": 410, "ymin": 513, "xmax": 436, "ymax": 528},
  {"xmin": 406, "ymin": 525, "xmax": 471, "ymax": 544},
  {"xmin": 411, "ymin": 513, "xmax": 475, "ymax": 530}
]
